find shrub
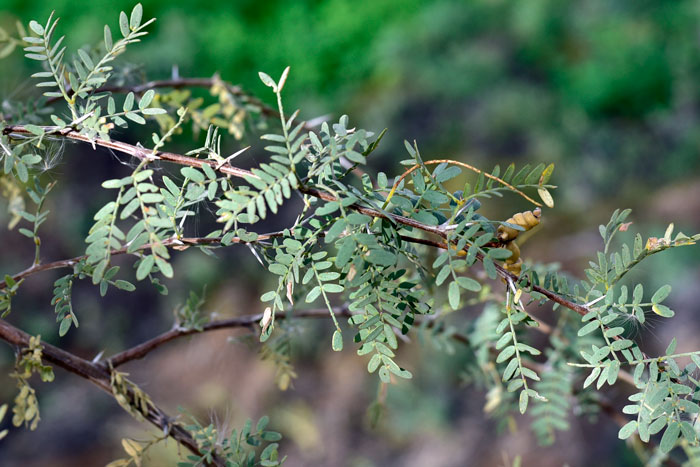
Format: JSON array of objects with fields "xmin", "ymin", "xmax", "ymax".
[{"xmin": 1, "ymin": 4, "xmax": 699, "ymax": 466}]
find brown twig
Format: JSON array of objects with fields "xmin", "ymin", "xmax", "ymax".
[
  {"xmin": 395, "ymin": 234, "xmax": 589, "ymax": 316},
  {"xmin": 106, "ymin": 300, "xmax": 545, "ymax": 375},
  {"xmin": 0, "ymin": 233, "xmax": 283, "ymax": 290},
  {"xmin": 3, "ymin": 125, "xmax": 254, "ymax": 180},
  {"xmin": 0, "ymin": 319, "xmax": 223, "ymax": 466},
  {"xmin": 106, "ymin": 300, "xmax": 648, "ymax": 464},
  {"xmin": 106, "ymin": 300, "xmax": 641, "ymax": 436},
  {"xmin": 0, "ymin": 232, "xmax": 441, "ymax": 291},
  {"xmin": 0, "ymin": 289, "xmax": 636, "ymax": 464},
  {"xmin": 0, "ymin": 65, "xmax": 680, "ymax": 467},
  {"xmin": 108, "ymin": 306, "xmax": 352, "ymax": 368},
  {"xmin": 385, "ymin": 159, "xmax": 542, "ymax": 208},
  {"xmin": 0, "ymin": 126, "xmax": 593, "ymax": 326}
]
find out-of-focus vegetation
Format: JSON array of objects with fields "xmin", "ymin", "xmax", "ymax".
[
  {"xmin": 1, "ymin": 1, "xmax": 699, "ymax": 466},
  {"xmin": 3, "ymin": 0, "xmax": 699, "ymax": 202}
]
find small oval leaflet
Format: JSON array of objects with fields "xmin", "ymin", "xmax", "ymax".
[{"xmin": 332, "ymin": 330, "xmax": 343, "ymax": 352}]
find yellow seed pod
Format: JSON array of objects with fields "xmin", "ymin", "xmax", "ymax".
[
  {"xmin": 504, "ymin": 241, "xmax": 520, "ymax": 264},
  {"xmin": 503, "ymin": 258, "xmax": 523, "ymax": 277},
  {"xmin": 497, "ymin": 207, "xmax": 542, "ymax": 242}
]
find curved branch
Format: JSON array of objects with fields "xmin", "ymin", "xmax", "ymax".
[
  {"xmin": 0, "ymin": 233, "xmax": 282, "ymax": 290},
  {"xmin": 385, "ymin": 159, "xmax": 542, "ymax": 207},
  {"xmin": 107, "ymin": 303, "xmax": 551, "ymax": 374},
  {"xmin": 106, "ymin": 299, "xmax": 631, "ymax": 387},
  {"xmin": 1, "ymin": 126, "xmax": 592, "ymax": 320},
  {"xmin": 108, "ymin": 307, "xmax": 351, "ymax": 368},
  {"xmin": 105, "ymin": 305, "xmax": 646, "ymax": 445},
  {"xmin": 0, "ymin": 302, "xmax": 635, "ymax": 462},
  {"xmin": 0, "ymin": 319, "xmax": 223, "ymax": 466},
  {"xmin": 0, "ymin": 232, "xmax": 436, "ymax": 290},
  {"xmin": 2, "ymin": 125, "xmax": 448, "ymax": 237},
  {"xmin": 3, "ymin": 125, "xmax": 254, "ymax": 180}
]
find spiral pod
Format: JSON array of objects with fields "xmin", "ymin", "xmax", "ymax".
[
  {"xmin": 504, "ymin": 241, "xmax": 520, "ymax": 263},
  {"xmin": 497, "ymin": 208, "xmax": 542, "ymax": 278},
  {"xmin": 503, "ymin": 258, "xmax": 523, "ymax": 277},
  {"xmin": 497, "ymin": 207, "xmax": 542, "ymax": 242},
  {"xmin": 503, "ymin": 240, "xmax": 522, "ymax": 276}
]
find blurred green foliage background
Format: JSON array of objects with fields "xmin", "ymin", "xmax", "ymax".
[
  {"xmin": 1, "ymin": 1, "xmax": 699, "ymax": 466},
  {"xmin": 2, "ymin": 0, "xmax": 699, "ymax": 203}
]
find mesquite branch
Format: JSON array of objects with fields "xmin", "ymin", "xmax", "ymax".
[
  {"xmin": 0, "ymin": 319, "xmax": 223, "ymax": 466},
  {"xmin": 0, "ymin": 301, "xmax": 643, "ymax": 466},
  {"xmin": 0, "ymin": 1, "xmax": 689, "ymax": 459},
  {"xmin": 105, "ymin": 304, "xmax": 634, "ymax": 433},
  {"xmin": 2, "ymin": 124, "xmax": 589, "ymax": 318},
  {"xmin": 0, "ymin": 112, "xmax": 642, "ymax": 461},
  {"xmin": 3, "ymin": 125, "xmax": 253, "ymax": 179},
  {"xmin": 0, "ymin": 233, "xmax": 283, "ymax": 290},
  {"xmin": 107, "ymin": 306, "xmax": 350, "ymax": 368}
]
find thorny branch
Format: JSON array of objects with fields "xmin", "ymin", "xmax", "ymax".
[
  {"xmin": 104, "ymin": 304, "xmax": 638, "ymax": 444},
  {"xmin": 3, "ymin": 125, "xmax": 254, "ymax": 179},
  {"xmin": 0, "ymin": 113, "xmax": 647, "ymax": 460},
  {"xmin": 0, "ymin": 319, "xmax": 224, "ymax": 466},
  {"xmin": 0, "ymin": 232, "xmax": 284, "ymax": 290},
  {"xmin": 107, "ymin": 307, "xmax": 352, "ymax": 368},
  {"xmin": 1, "ymin": 126, "xmax": 590, "ymax": 317}
]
